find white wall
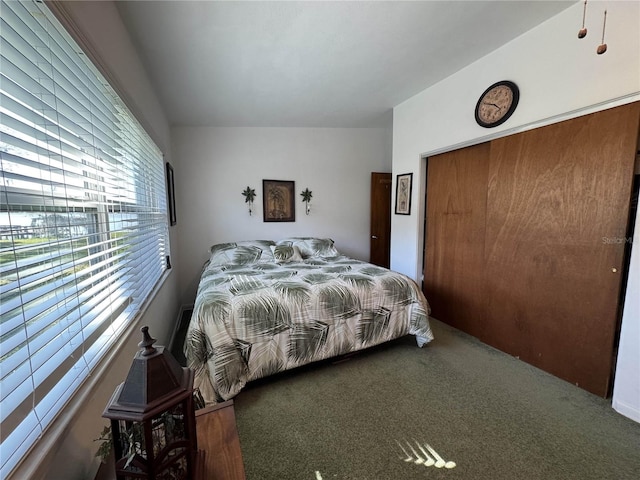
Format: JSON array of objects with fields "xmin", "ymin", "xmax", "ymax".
[
  {"xmin": 10, "ymin": 2, "xmax": 181, "ymax": 479},
  {"xmin": 613, "ymin": 202, "xmax": 640, "ymax": 423},
  {"xmin": 172, "ymin": 126, "xmax": 392, "ymax": 304},
  {"xmin": 391, "ymin": 0, "xmax": 640, "ymax": 281},
  {"xmin": 391, "ymin": 0, "xmax": 640, "ymax": 419}
]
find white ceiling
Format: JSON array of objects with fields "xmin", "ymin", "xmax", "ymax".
[{"xmin": 116, "ymin": 0, "xmax": 576, "ymax": 128}]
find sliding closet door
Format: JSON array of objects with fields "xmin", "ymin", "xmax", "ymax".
[
  {"xmin": 424, "ymin": 142, "xmax": 490, "ymax": 339},
  {"xmin": 424, "ymin": 102, "xmax": 640, "ymax": 397},
  {"xmin": 483, "ymin": 103, "xmax": 640, "ymax": 396}
]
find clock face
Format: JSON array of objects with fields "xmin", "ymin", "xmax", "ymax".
[{"xmin": 475, "ymin": 81, "xmax": 519, "ymax": 128}]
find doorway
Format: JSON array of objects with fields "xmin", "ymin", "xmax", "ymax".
[{"xmin": 370, "ymin": 172, "xmax": 391, "ymax": 268}]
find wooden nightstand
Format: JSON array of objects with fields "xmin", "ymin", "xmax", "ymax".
[{"xmin": 195, "ymin": 400, "xmax": 246, "ymax": 480}]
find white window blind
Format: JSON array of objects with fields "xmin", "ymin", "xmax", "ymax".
[{"xmin": 0, "ymin": 1, "xmax": 169, "ymax": 476}]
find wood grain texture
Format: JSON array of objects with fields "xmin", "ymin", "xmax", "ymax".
[
  {"xmin": 423, "ymin": 102, "xmax": 640, "ymax": 397},
  {"xmin": 483, "ymin": 102, "xmax": 640, "ymax": 396},
  {"xmin": 424, "ymin": 142, "xmax": 490, "ymax": 339},
  {"xmin": 195, "ymin": 400, "xmax": 246, "ymax": 480},
  {"xmin": 370, "ymin": 172, "xmax": 392, "ymax": 268}
]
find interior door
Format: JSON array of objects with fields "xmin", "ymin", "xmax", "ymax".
[
  {"xmin": 424, "ymin": 102, "xmax": 640, "ymax": 397},
  {"xmin": 370, "ymin": 172, "xmax": 391, "ymax": 268}
]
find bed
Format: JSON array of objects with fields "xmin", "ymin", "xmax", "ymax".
[{"xmin": 184, "ymin": 238, "xmax": 433, "ymax": 404}]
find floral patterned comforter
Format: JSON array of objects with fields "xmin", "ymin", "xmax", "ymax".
[{"xmin": 184, "ymin": 239, "xmax": 433, "ymax": 404}]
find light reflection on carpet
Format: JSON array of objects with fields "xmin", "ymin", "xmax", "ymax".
[
  {"xmin": 313, "ymin": 441, "xmax": 455, "ymax": 479},
  {"xmin": 396, "ymin": 440, "xmax": 457, "ymax": 469}
]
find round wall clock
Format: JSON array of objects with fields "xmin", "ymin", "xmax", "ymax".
[{"xmin": 475, "ymin": 80, "xmax": 519, "ymax": 128}]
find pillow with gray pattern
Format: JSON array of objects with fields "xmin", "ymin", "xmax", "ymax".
[
  {"xmin": 270, "ymin": 244, "xmax": 304, "ymax": 264},
  {"xmin": 209, "ymin": 240, "xmax": 276, "ymax": 265},
  {"xmin": 277, "ymin": 237, "xmax": 339, "ymax": 258}
]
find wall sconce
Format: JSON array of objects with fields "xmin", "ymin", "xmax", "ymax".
[
  {"xmin": 242, "ymin": 186, "xmax": 256, "ymax": 215},
  {"xmin": 300, "ymin": 188, "xmax": 312, "ymax": 215}
]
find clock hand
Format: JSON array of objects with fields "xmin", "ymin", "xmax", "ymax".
[{"xmin": 483, "ymin": 102, "xmax": 500, "ymax": 109}]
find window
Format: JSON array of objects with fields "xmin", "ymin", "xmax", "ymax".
[{"xmin": 0, "ymin": 1, "xmax": 169, "ymax": 476}]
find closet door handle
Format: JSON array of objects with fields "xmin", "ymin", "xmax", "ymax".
[{"xmin": 371, "ymin": 235, "xmax": 378, "ymax": 239}]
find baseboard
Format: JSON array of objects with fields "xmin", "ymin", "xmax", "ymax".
[{"xmin": 612, "ymin": 399, "xmax": 640, "ymax": 424}]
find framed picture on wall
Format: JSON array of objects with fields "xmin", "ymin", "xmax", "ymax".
[
  {"xmin": 263, "ymin": 179, "xmax": 295, "ymax": 222},
  {"xmin": 166, "ymin": 162, "xmax": 177, "ymax": 225},
  {"xmin": 395, "ymin": 173, "xmax": 412, "ymax": 215}
]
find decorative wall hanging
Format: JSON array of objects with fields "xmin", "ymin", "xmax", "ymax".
[
  {"xmin": 263, "ymin": 179, "xmax": 295, "ymax": 222},
  {"xmin": 597, "ymin": 10, "xmax": 607, "ymax": 54},
  {"xmin": 395, "ymin": 173, "xmax": 412, "ymax": 215},
  {"xmin": 242, "ymin": 186, "xmax": 256, "ymax": 215},
  {"xmin": 300, "ymin": 188, "xmax": 312, "ymax": 215},
  {"xmin": 166, "ymin": 162, "xmax": 177, "ymax": 226},
  {"xmin": 577, "ymin": 1, "xmax": 609, "ymax": 55},
  {"xmin": 578, "ymin": 0, "xmax": 588, "ymax": 38}
]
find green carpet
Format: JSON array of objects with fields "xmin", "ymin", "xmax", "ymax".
[{"xmin": 232, "ymin": 319, "xmax": 640, "ymax": 480}]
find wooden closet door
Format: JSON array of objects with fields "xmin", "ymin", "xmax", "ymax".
[
  {"xmin": 424, "ymin": 102, "xmax": 639, "ymax": 397},
  {"xmin": 483, "ymin": 102, "xmax": 640, "ymax": 397},
  {"xmin": 424, "ymin": 142, "xmax": 490, "ymax": 340}
]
